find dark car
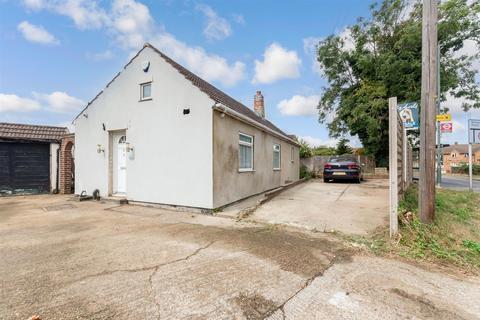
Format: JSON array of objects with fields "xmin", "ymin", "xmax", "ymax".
[{"xmin": 323, "ymin": 158, "xmax": 363, "ymax": 183}]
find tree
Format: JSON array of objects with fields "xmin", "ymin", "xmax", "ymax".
[
  {"xmin": 336, "ymin": 138, "xmax": 353, "ymax": 155},
  {"xmin": 313, "ymin": 146, "xmax": 337, "ymax": 156},
  {"xmin": 316, "ymin": 0, "xmax": 480, "ymax": 166},
  {"xmin": 297, "ymin": 138, "xmax": 313, "ymax": 158}
]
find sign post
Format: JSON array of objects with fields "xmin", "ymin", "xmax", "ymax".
[{"xmin": 468, "ymin": 119, "xmax": 480, "ymax": 192}]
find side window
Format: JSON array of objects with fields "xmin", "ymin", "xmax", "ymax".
[
  {"xmin": 239, "ymin": 133, "xmax": 254, "ymax": 171},
  {"xmin": 273, "ymin": 144, "xmax": 281, "ymax": 170},
  {"xmin": 140, "ymin": 82, "xmax": 152, "ymax": 100}
]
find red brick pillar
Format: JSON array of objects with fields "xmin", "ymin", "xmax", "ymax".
[{"xmin": 59, "ymin": 134, "xmax": 75, "ymax": 194}]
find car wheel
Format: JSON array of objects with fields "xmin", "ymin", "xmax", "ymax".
[
  {"xmin": 356, "ymin": 177, "xmax": 361, "ymax": 184},
  {"xmin": 323, "ymin": 178, "xmax": 329, "ymax": 183}
]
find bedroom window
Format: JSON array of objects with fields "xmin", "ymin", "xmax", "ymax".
[
  {"xmin": 239, "ymin": 133, "xmax": 254, "ymax": 171},
  {"xmin": 273, "ymin": 144, "xmax": 281, "ymax": 170},
  {"xmin": 140, "ymin": 82, "xmax": 152, "ymax": 100}
]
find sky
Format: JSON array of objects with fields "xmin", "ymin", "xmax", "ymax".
[{"xmin": 0, "ymin": 0, "xmax": 479, "ymax": 148}]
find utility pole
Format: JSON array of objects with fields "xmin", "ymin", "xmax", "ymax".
[
  {"xmin": 419, "ymin": 0, "xmax": 438, "ymax": 223},
  {"xmin": 436, "ymin": 47, "xmax": 442, "ymax": 187}
]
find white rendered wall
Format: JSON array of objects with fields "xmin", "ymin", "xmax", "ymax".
[
  {"xmin": 75, "ymin": 47, "xmax": 214, "ymax": 208},
  {"xmin": 50, "ymin": 143, "xmax": 59, "ymax": 192}
]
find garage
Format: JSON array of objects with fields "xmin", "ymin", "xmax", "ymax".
[
  {"xmin": 0, "ymin": 123, "xmax": 69, "ymax": 195},
  {"xmin": 0, "ymin": 142, "xmax": 50, "ymax": 194}
]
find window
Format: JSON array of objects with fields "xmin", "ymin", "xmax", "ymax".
[
  {"xmin": 140, "ymin": 82, "xmax": 152, "ymax": 100},
  {"xmin": 291, "ymin": 146, "xmax": 295, "ymax": 163},
  {"xmin": 273, "ymin": 144, "xmax": 281, "ymax": 170},
  {"xmin": 239, "ymin": 133, "xmax": 253, "ymax": 171}
]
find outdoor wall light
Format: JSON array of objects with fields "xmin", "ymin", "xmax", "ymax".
[
  {"xmin": 97, "ymin": 144, "xmax": 105, "ymax": 154},
  {"xmin": 126, "ymin": 142, "xmax": 134, "ymax": 152}
]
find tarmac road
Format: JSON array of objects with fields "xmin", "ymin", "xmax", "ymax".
[{"xmin": 440, "ymin": 175, "xmax": 480, "ymax": 192}]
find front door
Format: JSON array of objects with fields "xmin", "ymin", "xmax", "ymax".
[{"xmin": 113, "ymin": 133, "xmax": 127, "ymax": 194}]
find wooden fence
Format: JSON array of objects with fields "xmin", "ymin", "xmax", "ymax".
[
  {"xmin": 389, "ymin": 97, "xmax": 414, "ymax": 237},
  {"xmin": 300, "ymin": 154, "xmax": 375, "ymax": 175}
]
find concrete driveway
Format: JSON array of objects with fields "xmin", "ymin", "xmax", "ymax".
[
  {"xmin": 250, "ymin": 179, "xmax": 389, "ymax": 235},
  {"xmin": 1, "ymin": 195, "xmax": 479, "ymax": 319}
]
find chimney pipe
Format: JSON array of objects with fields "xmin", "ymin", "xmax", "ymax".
[{"xmin": 254, "ymin": 90, "xmax": 265, "ymax": 118}]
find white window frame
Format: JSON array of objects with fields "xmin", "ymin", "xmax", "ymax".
[
  {"xmin": 239, "ymin": 133, "xmax": 254, "ymax": 172},
  {"xmin": 273, "ymin": 143, "xmax": 281, "ymax": 171},
  {"xmin": 140, "ymin": 82, "xmax": 152, "ymax": 101}
]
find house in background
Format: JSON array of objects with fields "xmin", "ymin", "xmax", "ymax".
[
  {"xmin": 443, "ymin": 142, "xmax": 480, "ymax": 173},
  {"xmin": 0, "ymin": 123, "xmax": 74, "ymax": 195},
  {"xmin": 74, "ymin": 43, "xmax": 299, "ymax": 210}
]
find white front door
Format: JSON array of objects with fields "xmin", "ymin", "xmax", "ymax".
[{"xmin": 114, "ymin": 134, "xmax": 127, "ymax": 194}]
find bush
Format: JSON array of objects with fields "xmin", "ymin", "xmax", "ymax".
[
  {"xmin": 453, "ymin": 163, "xmax": 480, "ymax": 175},
  {"xmin": 300, "ymin": 165, "xmax": 313, "ymax": 179}
]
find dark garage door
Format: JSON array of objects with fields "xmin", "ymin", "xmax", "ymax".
[{"xmin": 0, "ymin": 142, "xmax": 50, "ymax": 195}]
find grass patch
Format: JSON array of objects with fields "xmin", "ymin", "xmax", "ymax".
[{"xmin": 364, "ymin": 186, "xmax": 480, "ymax": 272}]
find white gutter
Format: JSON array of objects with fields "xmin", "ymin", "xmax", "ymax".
[{"xmin": 212, "ymin": 103, "xmax": 299, "ymax": 146}]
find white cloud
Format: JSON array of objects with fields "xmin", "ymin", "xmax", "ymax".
[
  {"xmin": 21, "ymin": 0, "xmax": 246, "ymax": 87},
  {"xmin": 86, "ymin": 50, "xmax": 114, "ymax": 61},
  {"xmin": 22, "ymin": 0, "xmax": 45, "ymax": 10},
  {"xmin": 300, "ymin": 136, "xmax": 337, "ymax": 148},
  {"xmin": 278, "ymin": 95, "xmax": 320, "ymax": 116},
  {"xmin": 231, "ymin": 13, "xmax": 245, "ymax": 25},
  {"xmin": 110, "ymin": 0, "xmax": 153, "ymax": 49},
  {"xmin": 253, "ymin": 43, "xmax": 301, "ymax": 84},
  {"xmin": 339, "ymin": 27, "xmax": 355, "ymax": 51},
  {"xmin": 0, "ymin": 94, "xmax": 41, "ymax": 112},
  {"xmin": 196, "ymin": 4, "xmax": 232, "ymax": 41},
  {"xmin": 303, "ymin": 37, "xmax": 323, "ymax": 75},
  {"xmin": 151, "ymin": 32, "xmax": 245, "ymax": 87},
  {"xmin": 454, "ymin": 39, "xmax": 480, "ymax": 72},
  {"xmin": 17, "ymin": 21, "xmax": 59, "ymax": 45},
  {"xmin": 56, "ymin": 120, "xmax": 75, "ymax": 132},
  {"xmin": 33, "ymin": 91, "xmax": 85, "ymax": 113},
  {"xmin": 22, "ymin": 0, "xmax": 108, "ymax": 30}
]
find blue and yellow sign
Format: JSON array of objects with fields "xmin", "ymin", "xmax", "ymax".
[{"xmin": 397, "ymin": 102, "xmax": 419, "ymax": 130}]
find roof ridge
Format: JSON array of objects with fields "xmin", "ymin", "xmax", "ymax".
[
  {"xmin": 75, "ymin": 43, "xmax": 295, "ymax": 143},
  {"xmin": 143, "ymin": 43, "xmax": 293, "ymax": 141},
  {"xmin": 0, "ymin": 122, "xmax": 68, "ymax": 130}
]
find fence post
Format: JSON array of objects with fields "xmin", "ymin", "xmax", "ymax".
[{"xmin": 389, "ymin": 97, "xmax": 399, "ymax": 237}]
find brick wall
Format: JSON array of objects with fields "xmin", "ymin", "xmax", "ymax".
[{"xmin": 59, "ymin": 134, "xmax": 75, "ymax": 194}]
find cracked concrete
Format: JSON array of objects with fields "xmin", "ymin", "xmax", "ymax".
[{"xmin": 1, "ymin": 195, "xmax": 479, "ymax": 319}]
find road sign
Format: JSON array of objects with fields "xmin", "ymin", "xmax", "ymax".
[
  {"xmin": 469, "ymin": 119, "xmax": 480, "ymax": 144},
  {"xmin": 397, "ymin": 102, "xmax": 419, "ymax": 130},
  {"xmin": 436, "ymin": 114, "xmax": 451, "ymax": 122},
  {"xmin": 440, "ymin": 122, "xmax": 452, "ymax": 133}
]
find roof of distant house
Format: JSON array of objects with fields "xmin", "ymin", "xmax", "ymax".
[
  {"xmin": 75, "ymin": 43, "xmax": 297, "ymax": 144},
  {"xmin": 443, "ymin": 143, "xmax": 480, "ymax": 155},
  {"xmin": 0, "ymin": 122, "xmax": 69, "ymax": 142}
]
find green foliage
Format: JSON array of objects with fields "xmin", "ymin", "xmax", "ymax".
[
  {"xmin": 454, "ymin": 163, "xmax": 480, "ymax": 175},
  {"xmin": 316, "ymin": 0, "xmax": 480, "ymax": 166},
  {"xmin": 463, "ymin": 240, "xmax": 480, "ymax": 253},
  {"xmin": 297, "ymin": 138, "xmax": 313, "ymax": 158},
  {"xmin": 299, "ymin": 165, "xmax": 313, "ymax": 179},
  {"xmin": 391, "ymin": 186, "xmax": 480, "ymax": 270},
  {"xmin": 335, "ymin": 138, "xmax": 353, "ymax": 155},
  {"xmin": 312, "ymin": 146, "xmax": 337, "ymax": 156}
]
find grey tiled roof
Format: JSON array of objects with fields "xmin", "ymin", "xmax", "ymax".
[
  {"xmin": 145, "ymin": 44, "xmax": 292, "ymax": 140},
  {"xmin": 0, "ymin": 122, "xmax": 69, "ymax": 142},
  {"xmin": 443, "ymin": 144, "xmax": 480, "ymax": 154}
]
